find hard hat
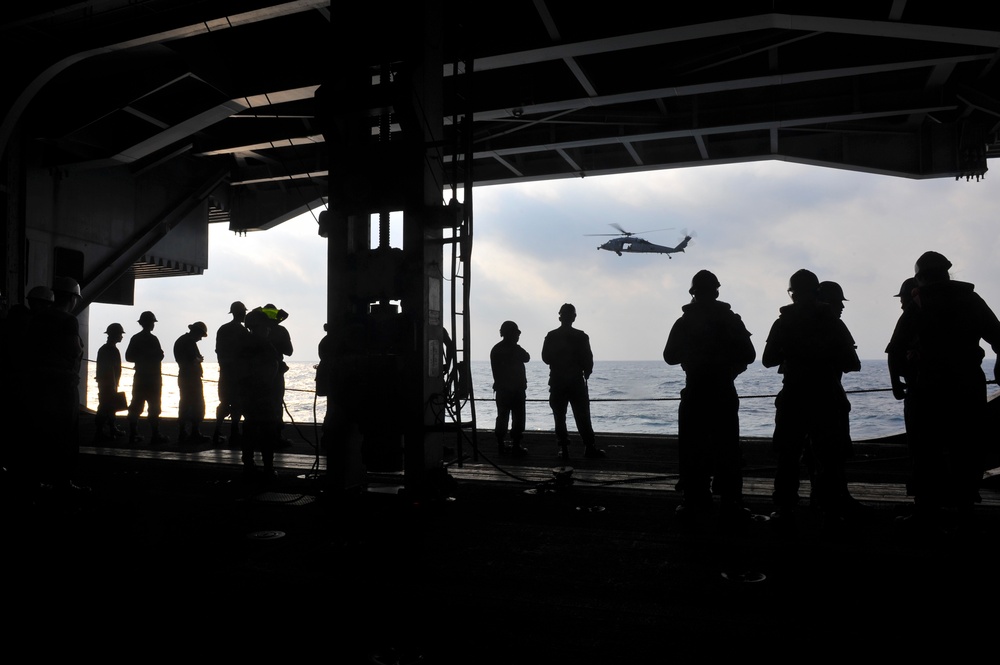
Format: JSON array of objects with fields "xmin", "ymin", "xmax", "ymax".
[
  {"xmin": 788, "ymin": 269, "xmax": 819, "ymax": 294},
  {"xmin": 817, "ymin": 280, "xmax": 848, "ymax": 303},
  {"xmin": 52, "ymin": 276, "xmax": 81, "ymax": 296},
  {"xmin": 689, "ymin": 269, "xmax": 720, "ymax": 295},
  {"xmin": 138, "ymin": 311, "xmax": 157, "ymax": 324},
  {"xmin": 27, "ymin": 286, "xmax": 55, "ymax": 302},
  {"xmin": 914, "ymin": 251, "xmax": 952, "ymax": 277},
  {"xmin": 500, "ymin": 320, "xmax": 520, "ymax": 337},
  {"xmin": 229, "ymin": 301, "xmax": 247, "ymax": 314},
  {"xmin": 189, "ymin": 321, "xmax": 208, "ymax": 336},
  {"xmin": 245, "ymin": 308, "xmax": 269, "ymax": 330},
  {"xmin": 894, "ymin": 278, "xmax": 917, "ymax": 298},
  {"xmin": 105, "ymin": 323, "xmax": 125, "ymax": 335}
]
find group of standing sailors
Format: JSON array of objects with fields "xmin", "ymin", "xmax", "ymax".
[
  {"xmin": 0, "ymin": 287, "xmax": 295, "ymax": 503},
  {"xmin": 95, "ymin": 300, "xmax": 294, "ymax": 480},
  {"xmin": 491, "ymin": 250, "xmax": 1000, "ymax": 531}
]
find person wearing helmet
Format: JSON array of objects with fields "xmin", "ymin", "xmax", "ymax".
[
  {"xmin": 817, "ymin": 281, "xmax": 848, "ymax": 319},
  {"xmin": 263, "ymin": 304, "xmax": 293, "ymax": 447},
  {"xmin": 95, "ymin": 323, "xmax": 127, "ymax": 442},
  {"xmin": 541, "ymin": 303, "xmax": 605, "ymax": 459},
  {"xmin": 885, "ymin": 276, "xmax": 921, "ymax": 505},
  {"xmin": 886, "ymin": 277, "xmax": 920, "ymax": 402},
  {"xmin": 762, "ymin": 269, "xmax": 864, "ymax": 527},
  {"xmin": 490, "ymin": 320, "xmax": 530, "ymax": 457},
  {"xmin": 26, "ymin": 285, "xmax": 55, "ymax": 310},
  {"xmin": 174, "ymin": 321, "xmax": 211, "ymax": 443},
  {"xmin": 816, "ymin": 280, "xmax": 866, "ymax": 509},
  {"xmin": 22, "ymin": 276, "xmax": 86, "ymax": 497},
  {"xmin": 886, "ymin": 251, "xmax": 1000, "ymax": 531},
  {"xmin": 125, "ymin": 310, "xmax": 168, "ymax": 444},
  {"xmin": 214, "ymin": 301, "xmax": 250, "ymax": 445},
  {"xmin": 239, "ymin": 307, "xmax": 283, "ymax": 481},
  {"xmin": 664, "ymin": 270, "xmax": 756, "ymax": 526}
]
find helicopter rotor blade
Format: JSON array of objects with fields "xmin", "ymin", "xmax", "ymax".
[{"xmin": 585, "ymin": 225, "xmax": 675, "ymax": 237}]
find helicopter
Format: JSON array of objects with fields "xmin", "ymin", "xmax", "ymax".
[{"xmin": 589, "ymin": 224, "xmax": 692, "ymax": 257}]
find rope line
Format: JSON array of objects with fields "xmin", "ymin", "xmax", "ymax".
[{"xmin": 86, "ymin": 360, "xmax": 995, "ymax": 402}]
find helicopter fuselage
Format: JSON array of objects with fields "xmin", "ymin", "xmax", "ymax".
[{"xmin": 598, "ymin": 236, "xmax": 691, "ymax": 257}]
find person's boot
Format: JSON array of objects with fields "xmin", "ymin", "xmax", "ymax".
[
  {"xmin": 510, "ymin": 441, "xmax": 528, "ymax": 457},
  {"xmin": 129, "ymin": 421, "xmax": 143, "ymax": 444},
  {"xmin": 189, "ymin": 427, "xmax": 211, "ymax": 444},
  {"xmin": 150, "ymin": 426, "xmax": 169, "ymax": 444},
  {"xmin": 212, "ymin": 424, "xmax": 226, "ymax": 445}
]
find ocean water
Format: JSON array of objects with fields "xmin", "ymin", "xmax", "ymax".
[
  {"xmin": 469, "ymin": 359, "xmax": 914, "ymax": 441},
  {"xmin": 83, "ymin": 358, "xmax": 997, "ymax": 442}
]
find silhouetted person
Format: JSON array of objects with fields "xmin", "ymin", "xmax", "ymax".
[
  {"xmin": 262, "ymin": 303, "xmax": 292, "ymax": 447},
  {"xmin": 542, "ymin": 303, "xmax": 605, "ymax": 459},
  {"xmin": 317, "ymin": 319, "xmax": 370, "ymax": 493},
  {"xmin": 126, "ymin": 310, "xmax": 167, "ymax": 444},
  {"xmin": 886, "ymin": 276, "xmax": 920, "ymax": 500},
  {"xmin": 816, "ymin": 281, "xmax": 867, "ymax": 514},
  {"xmin": 174, "ymin": 321, "xmax": 210, "ymax": 443},
  {"xmin": 240, "ymin": 308, "xmax": 283, "ymax": 481},
  {"xmin": 817, "ymin": 281, "xmax": 847, "ymax": 319},
  {"xmin": 762, "ymin": 269, "xmax": 862, "ymax": 525},
  {"xmin": 664, "ymin": 270, "xmax": 755, "ymax": 524},
  {"xmin": 893, "ymin": 277, "xmax": 918, "ymax": 314},
  {"xmin": 887, "ymin": 277, "xmax": 920, "ymax": 401},
  {"xmin": 28, "ymin": 276, "xmax": 85, "ymax": 497},
  {"xmin": 886, "ymin": 251, "xmax": 1000, "ymax": 530},
  {"xmin": 214, "ymin": 301, "xmax": 249, "ymax": 445},
  {"xmin": 25, "ymin": 285, "xmax": 55, "ymax": 312},
  {"xmin": 95, "ymin": 323, "xmax": 126, "ymax": 442},
  {"xmin": 491, "ymin": 320, "xmax": 530, "ymax": 457},
  {"xmin": 2, "ymin": 286, "xmax": 55, "ymax": 474}
]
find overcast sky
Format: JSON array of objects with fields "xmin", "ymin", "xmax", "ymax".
[{"xmin": 86, "ymin": 159, "xmax": 999, "ymax": 366}]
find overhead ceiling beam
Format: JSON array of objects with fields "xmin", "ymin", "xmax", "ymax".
[
  {"xmin": 466, "ymin": 54, "xmax": 993, "ymax": 123},
  {"xmin": 463, "ymin": 13, "xmax": 1000, "ymax": 74},
  {"xmin": 1, "ymin": 1, "xmax": 329, "ymax": 163},
  {"xmin": 450, "ymin": 104, "xmax": 958, "ymax": 164}
]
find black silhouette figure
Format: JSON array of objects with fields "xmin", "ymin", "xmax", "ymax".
[
  {"xmin": 239, "ymin": 308, "xmax": 283, "ymax": 481},
  {"xmin": 174, "ymin": 321, "xmax": 210, "ymax": 443},
  {"xmin": 816, "ymin": 281, "xmax": 859, "ymax": 472},
  {"xmin": 541, "ymin": 303, "xmax": 605, "ymax": 459},
  {"xmin": 95, "ymin": 323, "xmax": 126, "ymax": 442},
  {"xmin": 762, "ymin": 269, "xmax": 863, "ymax": 525},
  {"xmin": 317, "ymin": 319, "xmax": 370, "ymax": 492},
  {"xmin": 664, "ymin": 270, "xmax": 756, "ymax": 524},
  {"xmin": 27, "ymin": 276, "xmax": 85, "ymax": 497},
  {"xmin": 887, "ymin": 277, "xmax": 920, "ymax": 400},
  {"xmin": 261, "ymin": 303, "xmax": 293, "ymax": 447},
  {"xmin": 214, "ymin": 301, "xmax": 249, "ymax": 445},
  {"xmin": 893, "ymin": 277, "xmax": 918, "ymax": 314},
  {"xmin": 886, "ymin": 251, "xmax": 1000, "ymax": 530},
  {"xmin": 125, "ymin": 311, "xmax": 168, "ymax": 444},
  {"xmin": 2, "ymin": 286, "xmax": 55, "ymax": 477},
  {"xmin": 491, "ymin": 320, "xmax": 530, "ymax": 457},
  {"xmin": 886, "ymin": 277, "xmax": 920, "ymax": 497}
]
